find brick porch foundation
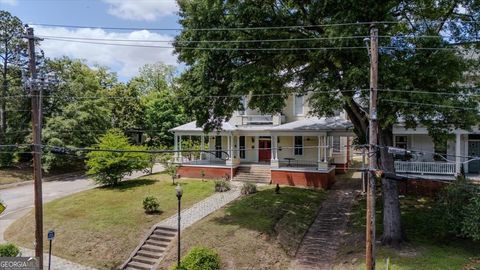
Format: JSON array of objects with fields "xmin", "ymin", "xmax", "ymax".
[
  {"xmin": 271, "ymin": 169, "xmax": 335, "ymax": 189},
  {"xmin": 177, "ymin": 166, "xmax": 237, "ymax": 180}
]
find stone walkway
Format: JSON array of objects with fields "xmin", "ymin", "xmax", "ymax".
[
  {"xmin": 20, "ymin": 248, "xmax": 96, "ymax": 270},
  {"xmin": 157, "ymin": 181, "xmax": 241, "ymax": 230},
  {"xmin": 290, "ymin": 174, "xmax": 360, "ymax": 270}
]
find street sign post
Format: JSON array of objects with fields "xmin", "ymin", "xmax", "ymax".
[{"xmin": 47, "ymin": 230, "xmax": 55, "ymax": 270}]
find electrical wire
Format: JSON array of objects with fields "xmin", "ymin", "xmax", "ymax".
[
  {"xmin": 31, "ymin": 21, "xmax": 401, "ymax": 31},
  {"xmin": 382, "ymin": 99, "xmax": 479, "ymax": 110}
]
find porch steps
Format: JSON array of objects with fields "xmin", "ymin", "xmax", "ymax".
[
  {"xmin": 233, "ymin": 165, "xmax": 271, "ymax": 184},
  {"xmin": 119, "ymin": 226, "xmax": 177, "ymax": 270}
]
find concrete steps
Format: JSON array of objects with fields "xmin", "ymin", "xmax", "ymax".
[
  {"xmin": 120, "ymin": 226, "xmax": 177, "ymax": 270},
  {"xmin": 233, "ymin": 165, "xmax": 271, "ymax": 184}
]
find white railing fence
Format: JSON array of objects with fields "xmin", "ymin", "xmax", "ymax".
[
  {"xmin": 241, "ymin": 115, "xmax": 273, "ymax": 125},
  {"xmin": 394, "ymin": 161, "xmax": 456, "ymax": 175}
]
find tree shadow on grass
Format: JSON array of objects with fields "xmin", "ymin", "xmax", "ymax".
[{"xmin": 99, "ymin": 179, "xmax": 157, "ymax": 191}]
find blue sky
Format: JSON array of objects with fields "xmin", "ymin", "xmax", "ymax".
[{"xmin": 1, "ymin": 0, "xmax": 182, "ymax": 81}]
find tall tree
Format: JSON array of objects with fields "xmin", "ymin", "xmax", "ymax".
[
  {"xmin": 174, "ymin": 0, "xmax": 480, "ymax": 245},
  {"xmin": 42, "ymin": 58, "xmax": 113, "ymax": 171},
  {"xmin": 0, "ymin": 11, "xmax": 26, "ymax": 165}
]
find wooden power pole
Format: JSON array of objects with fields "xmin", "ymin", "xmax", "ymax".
[
  {"xmin": 27, "ymin": 26, "xmax": 44, "ymax": 269},
  {"xmin": 366, "ymin": 25, "xmax": 378, "ymax": 270}
]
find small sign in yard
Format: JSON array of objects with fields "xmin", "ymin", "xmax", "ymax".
[
  {"xmin": 47, "ymin": 230, "xmax": 55, "ymax": 241},
  {"xmin": 0, "ymin": 203, "xmax": 5, "ymax": 215}
]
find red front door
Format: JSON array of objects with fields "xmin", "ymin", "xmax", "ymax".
[{"xmin": 258, "ymin": 140, "xmax": 271, "ymax": 162}]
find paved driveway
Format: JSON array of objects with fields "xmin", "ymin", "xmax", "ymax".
[{"xmin": 0, "ymin": 163, "xmax": 164, "ymax": 242}]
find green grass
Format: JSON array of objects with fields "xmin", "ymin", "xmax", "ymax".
[
  {"xmin": 5, "ymin": 174, "xmax": 214, "ymax": 269},
  {"xmin": 341, "ymin": 196, "xmax": 480, "ymax": 270},
  {"xmin": 159, "ymin": 186, "xmax": 327, "ymax": 269}
]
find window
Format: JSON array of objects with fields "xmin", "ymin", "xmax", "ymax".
[
  {"xmin": 294, "ymin": 95, "xmax": 304, "ymax": 115},
  {"xmin": 294, "ymin": 136, "xmax": 303, "ymax": 155},
  {"xmin": 394, "ymin": 136, "xmax": 408, "ymax": 149},
  {"xmin": 239, "ymin": 136, "xmax": 246, "ymax": 159},
  {"xmin": 332, "ymin": 136, "xmax": 341, "ymax": 153},
  {"xmin": 215, "ymin": 136, "xmax": 222, "ymax": 158}
]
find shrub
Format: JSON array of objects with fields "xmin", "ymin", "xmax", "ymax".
[
  {"xmin": 462, "ymin": 195, "xmax": 480, "ymax": 241},
  {"xmin": 143, "ymin": 196, "xmax": 160, "ymax": 213},
  {"xmin": 430, "ymin": 179, "xmax": 480, "ymax": 240},
  {"xmin": 241, "ymin": 182, "xmax": 257, "ymax": 195},
  {"xmin": 214, "ymin": 180, "xmax": 230, "ymax": 192},
  {"xmin": 170, "ymin": 247, "xmax": 220, "ymax": 270},
  {"xmin": 86, "ymin": 129, "xmax": 151, "ymax": 186},
  {"xmin": 0, "ymin": 243, "xmax": 20, "ymax": 257}
]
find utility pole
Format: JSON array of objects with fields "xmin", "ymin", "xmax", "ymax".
[
  {"xmin": 366, "ymin": 25, "xmax": 378, "ymax": 270},
  {"xmin": 27, "ymin": 26, "xmax": 44, "ymax": 269}
]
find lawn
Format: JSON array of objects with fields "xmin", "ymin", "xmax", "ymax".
[
  {"xmin": 334, "ymin": 195, "xmax": 480, "ymax": 270},
  {"xmin": 158, "ymin": 186, "xmax": 327, "ymax": 269},
  {"xmin": 4, "ymin": 174, "xmax": 214, "ymax": 269}
]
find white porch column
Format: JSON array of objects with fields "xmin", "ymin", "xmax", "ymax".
[
  {"xmin": 237, "ymin": 135, "xmax": 240, "ymax": 159},
  {"xmin": 318, "ymin": 135, "xmax": 328, "ymax": 170},
  {"xmin": 178, "ymin": 135, "xmax": 183, "ymax": 163},
  {"xmin": 455, "ymin": 133, "xmax": 462, "ymax": 175},
  {"xmin": 271, "ymin": 135, "xmax": 279, "ymax": 168},
  {"xmin": 255, "ymin": 136, "xmax": 259, "ymax": 162},
  {"xmin": 174, "ymin": 134, "xmax": 179, "ymax": 163},
  {"xmin": 200, "ymin": 135, "xmax": 205, "ymax": 160},
  {"xmin": 323, "ymin": 136, "xmax": 327, "ymax": 162}
]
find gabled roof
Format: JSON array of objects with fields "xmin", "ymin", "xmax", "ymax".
[{"xmin": 269, "ymin": 116, "xmax": 353, "ymax": 131}]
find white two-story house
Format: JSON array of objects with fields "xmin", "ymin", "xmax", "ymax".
[{"xmin": 170, "ymin": 94, "xmax": 355, "ymax": 188}]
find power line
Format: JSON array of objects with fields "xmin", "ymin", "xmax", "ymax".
[
  {"xmin": 35, "ymin": 34, "xmax": 478, "ymax": 44},
  {"xmin": 31, "ymin": 21, "xmax": 400, "ymax": 32},
  {"xmin": 42, "ymin": 37, "xmax": 371, "ymax": 51},
  {"xmin": 37, "ymin": 35, "xmax": 370, "ymax": 43},
  {"xmin": 40, "ymin": 37, "xmax": 469, "ymax": 51},
  {"xmin": 30, "ymin": 20, "xmax": 480, "ymax": 32},
  {"xmin": 382, "ymin": 99, "xmax": 479, "ymax": 110}
]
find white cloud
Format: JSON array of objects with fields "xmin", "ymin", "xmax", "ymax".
[
  {"xmin": 0, "ymin": 0, "xmax": 18, "ymax": 6},
  {"xmin": 102, "ymin": 0, "xmax": 178, "ymax": 21},
  {"xmin": 34, "ymin": 26, "xmax": 178, "ymax": 79}
]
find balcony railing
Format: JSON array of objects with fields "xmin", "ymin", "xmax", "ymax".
[
  {"xmin": 394, "ymin": 161, "xmax": 456, "ymax": 175},
  {"xmin": 240, "ymin": 115, "xmax": 273, "ymax": 125}
]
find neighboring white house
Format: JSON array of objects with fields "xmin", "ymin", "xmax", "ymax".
[
  {"xmin": 393, "ymin": 124, "xmax": 480, "ymax": 180},
  {"xmin": 170, "ymin": 93, "xmax": 355, "ymax": 188}
]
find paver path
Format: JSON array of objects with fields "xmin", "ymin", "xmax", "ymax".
[
  {"xmin": 158, "ymin": 181, "xmax": 241, "ymax": 230},
  {"xmin": 19, "ymin": 248, "xmax": 96, "ymax": 270},
  {"xmin": 291, "ymin": 174, "xmax": 361, "ymax": 270}
]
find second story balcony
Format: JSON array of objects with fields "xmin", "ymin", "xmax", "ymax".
[{"xmin": 238, "ymin": 114, "xmax": 285, "ymax": 125}]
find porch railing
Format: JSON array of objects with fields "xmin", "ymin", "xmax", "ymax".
[
  {"xmin": 394, "ymin": 161, "xmax": 456, "ymax": 175},
  {"xmin": 278, "ymin": 159, "xmax": 318, "ymax": 168}
]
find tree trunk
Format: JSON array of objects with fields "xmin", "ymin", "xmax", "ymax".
[{"xmin": 379, "ymin": 127, "xmax": 403, "ymax": 246}]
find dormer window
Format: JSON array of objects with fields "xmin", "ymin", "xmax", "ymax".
[{"xmin": 294, "ymin": 94, "xmax": 304, "ymax": 116}]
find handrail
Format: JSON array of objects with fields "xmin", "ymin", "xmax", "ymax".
[{"xmin": 394, "ymin": 161, "xmax": 456, "ymax": 175}]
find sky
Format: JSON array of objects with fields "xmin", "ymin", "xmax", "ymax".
[{"xmin": 0, "ymin": 0, "xmax": 182, "ymax": 81}]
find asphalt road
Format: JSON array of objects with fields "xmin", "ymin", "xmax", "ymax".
[{"xmin": 0, "ymin": 163, "xmax": 164, "ymax": 242}]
